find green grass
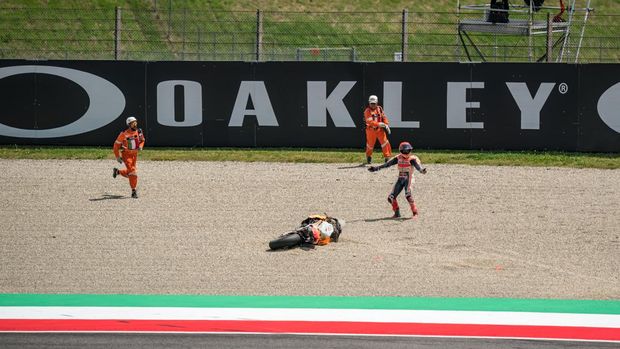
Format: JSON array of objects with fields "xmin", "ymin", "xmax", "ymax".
[
  {"xmin": 0, "ymin": 0, "xmax": 617, "ymax": 62},
  {"xmin": 0, "ymin": 146, "xmax": 618, "ymax": 169}
]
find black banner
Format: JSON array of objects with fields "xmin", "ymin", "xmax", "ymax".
[{"xmin": 0, "ymin": 60, "xmax": 618, "ymax": 152}]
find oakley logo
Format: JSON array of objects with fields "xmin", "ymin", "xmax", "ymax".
[
  {"xmin": 0, "ymin": 65, "xmax": 125, "ymax": 138},
  {"xmin": 597, "ymin": 82, "xmax": 620, "ymax": 134}
]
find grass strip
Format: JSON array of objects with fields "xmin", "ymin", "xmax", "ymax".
[{"xmin": 0, "ymin": 145, "xmax": 618, "ymax": 169}]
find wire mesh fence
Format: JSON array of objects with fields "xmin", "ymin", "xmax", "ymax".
[{"xmin": 0, "ymin": 3, "xmax": 617, "ymax": 62}]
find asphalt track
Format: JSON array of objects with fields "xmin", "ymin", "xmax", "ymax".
[{"xmin": 1, "ymin": 333, "xmax": 619, "ymax": 349}]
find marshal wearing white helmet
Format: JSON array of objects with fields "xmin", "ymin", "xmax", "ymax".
[
  {"xmin": 125, "ymin": 116, "xmax": 137, "ymax": 126},
  {"xmin": 112, "ymin": 116, "xmax": 145, "ymax": 198},
  {"xmin": 363, "ymin": 95, "xmax": 392, "ymax": 164}
]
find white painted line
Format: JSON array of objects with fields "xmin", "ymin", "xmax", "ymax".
[{"xmin": 0, "ymin": 307, "xmax": 619, "ymax": 328}]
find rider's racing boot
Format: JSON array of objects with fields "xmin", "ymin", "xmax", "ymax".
[
  {"xmin": 410, "ymin": 202, "xmax": 418, "ymax": 217},
  {"xmin": 392, "ymin": 209, "xmax": 401, "ymax": 218}
]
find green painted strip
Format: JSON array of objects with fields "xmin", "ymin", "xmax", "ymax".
[{"xmin": 0, "ymin": 294, "xmax": 619, "ymax": 315}]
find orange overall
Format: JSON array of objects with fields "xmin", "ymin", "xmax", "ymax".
[
  {"xmin": 364, "ymin": 105, "xmax": 391, "ymax": 159},
  {"xmin": 113, "ymin": 128, "xmax": 145, "ymax": 190}
]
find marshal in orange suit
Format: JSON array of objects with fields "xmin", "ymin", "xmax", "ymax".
[
  {"xmin": 112, "ymin": 116, "xmax": 145, "ymax": 198},
  {"xmin": 363, "ymin": 94, "xmax": 392, "ymax": 164}
]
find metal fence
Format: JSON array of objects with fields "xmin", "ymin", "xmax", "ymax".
[{"xmin": 0, "ymin": 3, "xmax": 618, "ymax": 63}]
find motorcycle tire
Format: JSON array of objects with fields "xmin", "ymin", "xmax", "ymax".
[{"xmin": 269, "ymin": 233, "xmax": 302, "ymax": 250}]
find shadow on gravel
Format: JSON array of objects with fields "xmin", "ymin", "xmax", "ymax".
[
  {"xmin": 265, "ymin": 244, "xmax": 315, "ymax": 253},
  {"xmin": 336, "ymin": 163, "xmax": 367, "ymax": 169},
  {"xmin": 364, "ymin": 216, "xmax": 411, "ymax": 222},
  {"xmin": 89, "ymin": 194, "xmax": 127, "ymax": 201}
]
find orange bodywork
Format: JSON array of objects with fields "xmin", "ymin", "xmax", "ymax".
[{"xmin": 310, "ymin": 224, "xmax": 332, "ymax": 245}]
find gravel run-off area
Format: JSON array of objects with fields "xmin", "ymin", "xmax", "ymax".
[{"xmin": 0, "ymin": 159, "xmax": 618, "ymax": 299}]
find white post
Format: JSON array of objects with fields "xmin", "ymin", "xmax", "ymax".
[
  {"xmin": 401, "ymin": 9, "xmax": 408, "ymax": 62},
  {"xmin": 114, "ymin": 7, "xmax": 121, "ymax": 60}
]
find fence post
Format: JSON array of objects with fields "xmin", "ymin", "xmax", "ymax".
[
  {"xmin": 182, "ymin": 6, "xmax": 186, "ymax": 60},
  {"xmin": 198, "ymin": 27, "xmax": 202, "ymax": 61},
  {"xmin": 167, "ymin": 0, "xmax": 172, "ymax": 39},
  {"xmin": 528, "ymin": 1, "xmax": 533, "ymax": 62},
  {"xmin": 546, "ymin": 12, "xmax": 552, "ymax": 62},
  {"xmin": 401, "ymin": 9, "xmax": 408, "ymax": 62},
  {"xmin": 212, "ymin": 32, "xmax": 216, "ymax": 60},
  {"xmin": 114, "ymin": 6, "xmax": 121, "ymax": 60},
  {"xmin": 256, "ymin": 9, "xmax": 263, "ymax": 62}
]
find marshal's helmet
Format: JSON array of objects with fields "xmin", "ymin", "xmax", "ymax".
[
  {"xmin": 126, "ymin": 116, "xmax": 137, "ymax": 126},
  {"xmin": 399, "ymin": 141, "xmax": 413, "ymax": 155}
]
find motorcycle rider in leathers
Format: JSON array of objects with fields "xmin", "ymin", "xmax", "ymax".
[{"xmin": 368, "ymin": 142, "xmax": 427, "ymax": 218}]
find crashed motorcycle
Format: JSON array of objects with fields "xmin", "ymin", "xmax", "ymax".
[{"xmin": 268, "ymin": 214, "xmax": 344, "ymax": 250}]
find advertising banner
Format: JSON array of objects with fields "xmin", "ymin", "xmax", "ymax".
[{"xmin": 0, "ymin": 60, "xmax": 617, "ymax": 151}]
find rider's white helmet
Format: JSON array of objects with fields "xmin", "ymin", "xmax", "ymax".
[
  {"xmin": 368, "ymin": 95, "xmax": 378, "ymax": 104},
  {"xmin": 126, "ymin": 116, "xmax": 137, "ymax": 126}
]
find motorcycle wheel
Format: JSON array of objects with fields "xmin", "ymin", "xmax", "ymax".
[{"xmin": 269, "ymin": 233, "xmax": 302, "ymax": 250}]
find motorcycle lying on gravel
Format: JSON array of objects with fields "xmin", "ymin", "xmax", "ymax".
[{"xmin": 268, "ymin": 214, "xmax": 344, "ymax": 250}]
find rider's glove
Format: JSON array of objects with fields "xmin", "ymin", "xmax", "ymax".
[
  {"xmin": 421, "ymin": 168, "xmax": 427, "ymax": 174},
  {"xmin": 368, "ymin": 166, "xmax": 378, "ymax": 172},
  {"xmin": 116, "ymin": 157, "xmax": 123, "ymax": 164},
  {"xmin": 378, "ymin": 122, "xmax": 386, "ymax": 128}
]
